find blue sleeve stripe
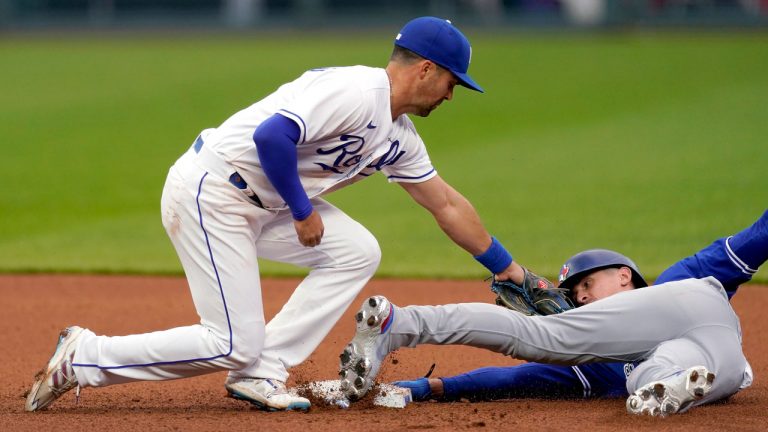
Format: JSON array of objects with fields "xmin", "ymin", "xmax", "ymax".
[
  {"xmin": 278, "ymin": 109, "xmax": 307, "ymax": 145},
  {"xmin": 725, "ymin": 236, "xmax": 758, "ymax": 274},
  {"xmin": 387, "ymin": 168, "xmax": 435, "ymax": 181}
]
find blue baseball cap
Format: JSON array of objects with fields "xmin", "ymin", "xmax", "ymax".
[{"xmin": 394, "ymin": 16, "xmax": 483, "ymax": 93}]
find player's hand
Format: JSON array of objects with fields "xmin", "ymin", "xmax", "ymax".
[
  {"xmin": 294, "ymin": 210, "xmax": 324, "ymax": 247},
  {"xmin": 494, "ymin": 261, "xmax": 525, "ymax": 285},
  {"xmin": 491, "ymin": 267, "xmax": 573, "ymax": 315}
]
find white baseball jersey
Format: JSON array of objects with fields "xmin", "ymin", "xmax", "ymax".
[
  {"xmin": 199, "ymin": 66, "xmax": 437, "ymax": 209},
  {"xmin": 70, "ymin": 65, "xmax": 439, "ymax": 390}
]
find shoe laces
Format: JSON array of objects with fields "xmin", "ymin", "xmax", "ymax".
[
  {"xmin": 262, "ymin": 379, "xmax": 288, "ymax": 397},
  {"xmin": 51, "ymin": 351, "xmax": 78, "ymax": 395},
  {"xmin": 52, "ymin": 346, "xmax": 82, "ymax": 405}
]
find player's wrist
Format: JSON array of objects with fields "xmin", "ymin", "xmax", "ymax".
[
  {"xmin": 291, "ymin": 202, "xmax": 314, "ymax": 221},
  {"xmin": 430, "ymin": 378, "xmax": 445, "ymax": 398},
  {"xmin": 474, "ymin": 236, "xmax": 513, "ymax": 274}
]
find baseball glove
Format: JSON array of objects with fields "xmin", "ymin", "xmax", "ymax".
[{"xmin": 490, "ymin": 268, "xmax": 575, "ymax": 316}]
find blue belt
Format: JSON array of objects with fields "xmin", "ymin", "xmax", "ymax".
[{"xmin": 194, "ymin": 136, "xmax": 264, "ymax": 208}]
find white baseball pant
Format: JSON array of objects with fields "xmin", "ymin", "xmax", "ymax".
[{"xmin": 73, "ymin": 147, "xmax": 380, "ymax": 387}]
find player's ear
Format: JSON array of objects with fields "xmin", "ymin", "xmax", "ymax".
[
  {"xmin": 618, "ymin": 266, "xmax": 633, "ymax": 287},
  {"xmin": 417, "ymin": 60, "xmax": 433, "ymax": 79}
]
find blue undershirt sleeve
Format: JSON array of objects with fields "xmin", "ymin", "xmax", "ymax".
[
  {"xmin": 655, "ymin": 210, "xmax": 768, "ymax": 298},
  {"xmin": 253, "ymin": 113, "xmax": 313, "ymax": 221}
]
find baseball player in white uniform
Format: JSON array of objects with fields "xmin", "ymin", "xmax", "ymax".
[{"xmin": 26, "ymin": 17, "xmax": 526, "ymax": 412}]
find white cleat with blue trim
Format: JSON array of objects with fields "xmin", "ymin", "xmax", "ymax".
[
  {"xmin": 26, "ymin": 326, "xmax": 85, "ymax": 412},
  {"xmin": 225, "ymin": 377, "xmax": 310, "ymax": 411},
  {"xmin": 626, "ymin": 365, "xmax": 715, "ymax": 417},
  {"xmin": 339, "ymin": 295, "xmax": 395, "ymax": 401}
]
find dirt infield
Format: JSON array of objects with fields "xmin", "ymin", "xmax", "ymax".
[{"xmin": 1, "ymin": 275, "xmax": 766, "ymax": 431}]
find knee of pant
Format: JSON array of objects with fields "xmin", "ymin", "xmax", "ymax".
[
  {"xmin": 222, "ymin": 330, "xmax": 264, "ymax": 370},
  {"xmin": 712, "ymin": 364, "xmax": 749, "ymax": 397},
  {"xmin": 347, "ymin": 229, "xmax": 381, "ymax": 273}
]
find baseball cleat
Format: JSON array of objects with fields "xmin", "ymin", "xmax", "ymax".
[
  {"xmin": 626, "ymin": 365, "xmax": 715, "ymax": 417},
  {"xmin": 26, "ymin": 326, "xmax": 85, "ymax": 412},
  {"xmin": 225, "ymin": 377, "xmax": 310, "ymax": 411},
  {"xmin": 339, "ymin": 295, "xmax": 394, "ymax": 401}
]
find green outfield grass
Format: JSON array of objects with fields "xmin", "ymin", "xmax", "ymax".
[{"xmin": 1, "ymin": 31, "xmax": 767, "ymax": 280}]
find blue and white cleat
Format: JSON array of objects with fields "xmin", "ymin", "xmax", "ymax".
[
  {"xmin": 26, "ymin": 326, "xmax": 85, "ymax": 412},
  {"xmin": 225, "ymin": 377, "xmax": 311, "ymax": 411},
  {"xmin": 339, "ymin": 295, "xmax": 395, "ymax": 401},
  {"xmin": 626, "ymin": 366, "xmax": 715, "ymax": 417}
]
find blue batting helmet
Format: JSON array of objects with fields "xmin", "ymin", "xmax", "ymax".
[{"xmin": 557, "ymin": 249, "xmax": 648, "ymax": 289}]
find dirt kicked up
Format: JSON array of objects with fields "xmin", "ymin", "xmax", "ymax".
[{"xmin": 2, "ymin": 275, "xmax": 766, "ymax": 432}]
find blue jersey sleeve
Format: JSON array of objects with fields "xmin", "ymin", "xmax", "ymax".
[
  {"xmin": 656, "ymin": 209, "xmax": 768, "ymax": 298},
  {"xmin": 253, "ymin": 113, "xmax": 313, "ymax": 220}
]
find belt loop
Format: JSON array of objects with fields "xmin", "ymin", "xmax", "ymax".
[{"xmin": 193, "ymin": 135, "xmax": 264, "ymax": 208}]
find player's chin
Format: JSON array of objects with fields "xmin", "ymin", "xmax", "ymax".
[{"xmin": 415, "ymin": 106, "xmax": 438, "ymax": 118}]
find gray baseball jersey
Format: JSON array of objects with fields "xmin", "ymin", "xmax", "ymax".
[{"xmin": 386, "ymin": 277, "xmax": 750, "ymax": 408}]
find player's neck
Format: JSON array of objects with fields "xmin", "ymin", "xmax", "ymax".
[
  {"xmin": 384, "ymin": 67, "xmax": 400, "ymax": 120},
  {"xmin": 386, "ymin": 65, "xmax": 415, "ymax": 120}
]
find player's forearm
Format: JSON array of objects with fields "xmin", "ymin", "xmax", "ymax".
[
  {"xmin": 431, "ymin": 191, "xmax": 490, "ymax": 256},
  {"xmin": 432, "ymin": 191, "xmax": 523, "ymax": 280},
  {"xmin": 401, "ymin": 177, "xmax": 517, "ymax": 277}
]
